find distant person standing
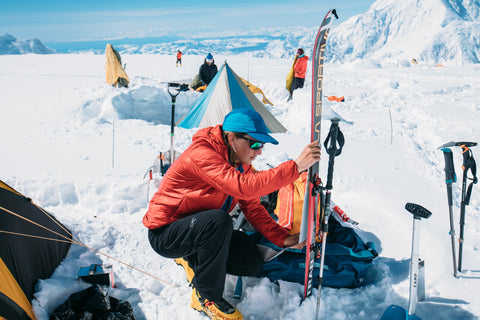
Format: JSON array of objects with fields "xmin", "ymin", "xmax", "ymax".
[
  {"xmin": 289, "ymin": 48, "xmax": 309, "ymax": 98},
  {"xmin": 176, "ymin": 50, "xmax": 182, "ymax": 67},
  {"xmin": 191, "ymin": 53, "xmax": 218, "ymax": 91}
]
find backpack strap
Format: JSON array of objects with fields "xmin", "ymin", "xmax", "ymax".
[
  {"xmin": 220, "ymin": 164, "xmax": 244, "ymax": 211},
  {"xmin": 325, "ymin": 242, "xmax": 378, "ymax": 259}
]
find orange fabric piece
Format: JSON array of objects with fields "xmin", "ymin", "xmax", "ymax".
[
  {"xmin": 327, "ymin": 96, "xmax": 344, "ymax": 102},
  {"xmin": 196, "ymin": 85, "xmax": 207, "ymax": 92},
  {"xmin": 275, "ymin": 172, "xmax": 321, "ymax": 235}
]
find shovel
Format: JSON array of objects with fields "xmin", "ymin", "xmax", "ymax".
[
  {"xmin": 381, "ymin": 203, "xmax": 432, "ymax": 320},
  {"xmin": 162, "ymin": 82, "xmax": 189, "ymax": 173}
]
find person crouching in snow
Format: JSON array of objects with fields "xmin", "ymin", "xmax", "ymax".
[
  {"xmin": 143, "ymin": 108, "xmax": 320, "ymax": 320},
  {"xmin": 191, "ymin": 53, "xmax": 218, "ymax": 91},
  {"xmin": 290, "ymin": 48, "xmax": 309, "ymax": 97}
]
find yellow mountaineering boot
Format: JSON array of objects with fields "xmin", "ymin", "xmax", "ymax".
[
  {"xmin": 190, "ymin": 288, "xmax": 243, "ymax": 320},
  {"xmin": 174, "ymin": 258, "xmax": 195, "ymax": 283}
]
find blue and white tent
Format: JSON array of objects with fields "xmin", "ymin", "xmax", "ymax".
[{"xmin": 177, "ymin": 62, "xmax": 287, "ymax": 133}]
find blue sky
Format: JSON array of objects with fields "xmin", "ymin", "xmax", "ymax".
[{"xmin": 1, "ymin": 0, "xmax": 374, "ymax": 42}]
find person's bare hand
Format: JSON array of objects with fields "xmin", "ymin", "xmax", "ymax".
[
  {"xmin": 283, "ymin": 233, "xmax": 306, "ymax": 249},
  {"xmin": 294, "ymin": 141, "xmax": 321, "ymax": 172}
]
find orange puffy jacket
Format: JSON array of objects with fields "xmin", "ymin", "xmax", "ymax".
[
  {"xmin": 143, "ymin": 125, "xmax": 299, "ymax": 247},
  {"xmin": 294, "ymin": 55, "xmax": 309, "ymax": 79}
]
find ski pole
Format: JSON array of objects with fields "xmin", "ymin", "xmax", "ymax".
[
  {"xmin": 457, "ymin": 143, "xmax": 477, "ymax": 272},
  {"xmin": 440, "ymin": 147, "xmax": 458, "ymax": 277},
  {"xmin": 405, "ymin": 203, "xmax": 432, "ymax": 316},
  {"xmin": 315, "ymin": 117, "xmax": 344, "ymax": 320}
]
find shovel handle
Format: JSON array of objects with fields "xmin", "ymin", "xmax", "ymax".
[{"xmin": 405, "ymin": 203, "xmax": 432, "ymax": 220}]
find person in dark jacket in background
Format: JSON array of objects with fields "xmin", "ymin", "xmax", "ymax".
[
  {"xmin": 289, "ymin": 48, "xmax": 309, "ymax": 97},
  {"xmin": 191, "ymin": 53, "xmax": 218, "ymax": 90},
  {"xmin": 199, "ymin": 53, "xmax": 218, "ymax": 85}
]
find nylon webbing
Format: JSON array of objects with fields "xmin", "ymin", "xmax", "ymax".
[
  {"xmin": 463, "ymin": 149, "xmax": 477, "ymax": 205},
  {"xmin": 220, "ymin": 164, "xmax": 244, "ymax": 211}
]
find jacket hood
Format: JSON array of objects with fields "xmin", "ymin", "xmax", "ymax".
[{"xmin": 192, "ymin": 125, "xmax": 227, "ymax": 156}]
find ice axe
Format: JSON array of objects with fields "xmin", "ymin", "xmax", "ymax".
[
  {"xmin": 438, "ymin": 145, "xmax": 458, "ymax": 277},
  {"xmin": 381, "ymin": 203, "xmax": 432, "ymax": 320},
  {"xmin": 438, "ymin": 141, "xmax": 477, "ymax": 273}
]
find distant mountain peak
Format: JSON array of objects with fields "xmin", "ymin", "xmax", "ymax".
[
  {"xmin": 0, "ymin": 34, "xmax": 55, "ymax": 55},
  {"xmin": 328, "ymin": 0, "xmax": 480, "ymax": 64}
]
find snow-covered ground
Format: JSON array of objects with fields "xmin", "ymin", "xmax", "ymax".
[{"xmin": 1, "ymin": 52, "xmax": 479, "ymax": 320}]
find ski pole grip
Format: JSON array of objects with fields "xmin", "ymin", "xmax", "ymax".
[
  {"xmin": 324, "ymin": 119, "xmax": 341, "ymax": 190},
  {"xmin": 441, "ymin": 148, "xmax": 456, "ymax": 184},
  {"xmin": 405, "ymin": 203, "xmax": 432, "ymax": 220}
]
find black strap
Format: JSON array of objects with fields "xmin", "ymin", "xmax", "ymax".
[
  {"xmin": 324, "ymin": 126, "xmax": 345, "ymax": 157},
  {"xmin": 220, "ymin": 164, "xmax": 244, "ymax": 211},
  {"xmin": 463, "ymin": 149, "xmax": 477, "ymax": 205}
]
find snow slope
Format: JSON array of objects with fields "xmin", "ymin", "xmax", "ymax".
[
  {"xmin": 1, "ymin": 51, "xmax": 480, "ymax": 320},
  {"xmin": 329, "ymin": 0, "xmax": 480, "ymax": 64}
]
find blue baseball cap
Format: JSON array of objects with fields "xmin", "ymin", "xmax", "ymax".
[{"xmin": 223, "ymin": 109, "xmax": 279, "ymax": 145}]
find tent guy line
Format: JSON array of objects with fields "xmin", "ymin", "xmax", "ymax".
[{"xmin": 0, "ymin": 204, "xmax": 178, "ymax": 288}]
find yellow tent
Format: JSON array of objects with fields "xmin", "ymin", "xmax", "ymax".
[
  {"xmin": 0, "ymin": 180, "xmax": 71, "ymax": 320},
  {"xmin": 105, "ymin": 44, "xmax": 129, "ymax": 88},
  {"xmin": 240, "ymin": 78, "xmax": 273, "ymax": 106}
]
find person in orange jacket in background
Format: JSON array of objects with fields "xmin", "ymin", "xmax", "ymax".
[
  {"xmin": 176, "ymin": 50, "xmax": 182, "ymax": 67},
  {"xmin": 289, "ymin": 48, "xmax": 309, "ymax": 97}
]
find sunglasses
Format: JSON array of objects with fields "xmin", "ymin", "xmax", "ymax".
[{"xmin": 237, "ymin": 135, "xmax": 265, "ymax": 150}]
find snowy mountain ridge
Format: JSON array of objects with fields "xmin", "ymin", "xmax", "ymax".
[
  {"xmin": 2, "ymin": 0, "xmax": 480, "ymax": 64},
  {"xmin": 0, "ymin": 34, "xmax": 54, "ymax": 55},
  {"xmin": 328, "ymin": 0, "xmax": 480, "ymax": 64}
]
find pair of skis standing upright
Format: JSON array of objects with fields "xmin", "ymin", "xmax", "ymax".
[{"xmin": 298, "ymin": 8, "xmax": 342, "ymax": 319}]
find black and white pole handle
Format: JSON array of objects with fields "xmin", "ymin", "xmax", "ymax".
[{"xmin": 405, "ymin": 203, "xmax": 432, "ymax": 316}]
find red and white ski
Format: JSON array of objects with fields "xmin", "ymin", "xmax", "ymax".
[{"xmin": 300, "ymin": 8, "xmax": 338, "ymax": 301}]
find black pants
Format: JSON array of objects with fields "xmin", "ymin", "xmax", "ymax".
[
  {"xmin": 148, "ymin": 209, "xmax": 263, "ymax": 301},
  {"xmin": 290, "ymin": 77, "xmax": 305, "ymax": 95}
]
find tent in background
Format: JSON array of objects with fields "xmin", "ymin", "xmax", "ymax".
[
  {"xmin": 0, "ymin": 180, "xmax": 72, "ymax": 320},
  {"xmin": 177, "ymin": 62, "xmax": 286, "ymax": 133},
  {"xmin": 105, "ymin": 44, "xmax": 129, "ymax": 88},
  {"xmin": 240, "ymin": 78, "xmax": 273, "ymax": 106}
]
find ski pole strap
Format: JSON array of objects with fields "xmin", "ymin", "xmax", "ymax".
[
  {"xmin": 323, "ymin": 118, "xmax": 344, "ymax": 157},
  {"xmin": 220, "ymin": 164, "xmax": 244, "ymax": 211},
  {"xmin": 441, "ymin": 148, "xmax": 456, "ymax": 184},
  {"xmin": 462, "ymin": 148, "xmax": 477, "ymax": 205}
]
